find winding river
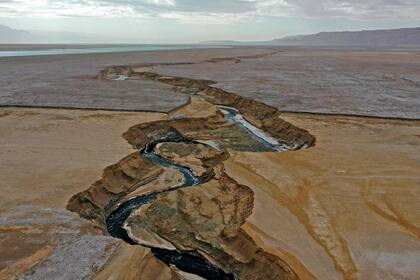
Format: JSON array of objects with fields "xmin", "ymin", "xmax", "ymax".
[
  {"xmin": 106, "ymin": 131, "xmax": 234, "ymax": 280},
  {"xmin": 106, "ymin": 108, "xmax": 287, "ymax": 279}
]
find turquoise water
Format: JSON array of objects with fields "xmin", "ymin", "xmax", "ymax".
[{"xmin": 0, "ymin": 45, "xmax": 225, "ymax": 58}]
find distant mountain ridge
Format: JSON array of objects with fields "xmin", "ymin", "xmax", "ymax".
[
  {"xmin": 0, "ymin": 24, "xmax": 35, "ymax": 43},
  {"xmin": 201, "ymin": 27, "xmax": 420, "ymax": 47},
  {"xmin": 2, "ymin": 24, "xmax": 420, "ymax": 46},
  {"xmin": 0, "ymin": 24, "xmax": 116, "ymax": 44}
]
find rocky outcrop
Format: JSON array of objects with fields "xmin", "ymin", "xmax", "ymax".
[
  {"xmin": 126, "ymin": 165, "xmax": 298, "ymax": 280},
  {"xmin": 154, "ymin": 142, "xmax": 229, "ymax": 177},
  {"xmin": 66, "ymin": 111, "xmax": 277, "ymax": 230},
  {"xmin": 67, "ymin": 152, "xmax": 163, "ymax": 227},
  {"xmin": 122, "ymin": 115, "xmax": 226, "ymax": 149},
  {"xmin": 123, "ymin": 113, "xmax": 279, "ymax": 152}
]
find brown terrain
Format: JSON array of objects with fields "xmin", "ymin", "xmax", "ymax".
[{"xmin": 0, "ymin": 47, "xmax": 419, "ymax": 280}]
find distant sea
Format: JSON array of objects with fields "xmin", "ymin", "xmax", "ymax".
[{"xmin": 0, "ymin": 45, "xmax": 227, "ymax": 58}]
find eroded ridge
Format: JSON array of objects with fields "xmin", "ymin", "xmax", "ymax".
[{"xmin": 67, "ymin": 64, "xmax": 316, "ymax": 279}]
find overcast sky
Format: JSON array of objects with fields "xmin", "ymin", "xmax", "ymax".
[{"xmin": 1, "ymin": 0, "xmax": 420, "ymax": 43}]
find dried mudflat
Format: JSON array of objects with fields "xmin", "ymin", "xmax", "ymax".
[
  {"xmin": 152, "ymin": 48, "xmax": 420, "ymax": 119},
  {"xmin": 1, "ymin": 47, "xmax": 420, "ymax": 118},
  {"xmin": 0, "ymin": 48, "xmax": 268, "ymax": 112}
]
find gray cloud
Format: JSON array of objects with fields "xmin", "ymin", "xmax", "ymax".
[
  {"xmin": 284, "ymin": 0, "xmax": 419, "ymax": 18},
  {"xmin": 0, "ymin": 0, "xmax": 419, "ymax": 20},
  {"xmin": 106, "ymin": 0, "xmax": 257, "ymax": 13}
]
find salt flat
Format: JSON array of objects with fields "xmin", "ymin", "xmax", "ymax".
[{"xmin": 1, "ymin": 47, "xmax": 419, "ymax": 118}]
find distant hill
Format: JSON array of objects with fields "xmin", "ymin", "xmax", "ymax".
[
  {"xmin": 201, "ymin": 27, "xmax": 420, "ymax": 47},
  {"xmin": 0, "ymin": 24, "xmax": 35, "ymax": 43},
  {"xmin": 270, "ymin": 27, "xmax": 420, "ymax": 47},
  {"xmin": 0, "ymin": 24, "xmax": 117, "ymax": 44}
]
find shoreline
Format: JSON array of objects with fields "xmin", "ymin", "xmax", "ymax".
[{"xmin": 0, "ymin": 45, "xmax": 232, "ymax": 58}]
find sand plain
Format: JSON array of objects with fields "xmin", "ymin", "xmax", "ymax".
[
  {"xmin": 225, "ymin": 113, "xmax": 420, "ymax": 280},
  {"xmin": 0, "ymin": 108, "xmax": 166, "ymax": 279}
]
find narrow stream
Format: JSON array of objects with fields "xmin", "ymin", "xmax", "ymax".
[
  {"xmin": 219, "ymin": 106, "xmax": 290, "ymax": 151},
  {"xmin": 106, "ymin": 132, "xmax": 235, "ymax": 280},
  {"xmin": 106, "ymin": 108, "xmax": 289, "ymax": 279}
]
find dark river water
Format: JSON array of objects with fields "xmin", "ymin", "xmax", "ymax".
[
  {"xmin": 106, "ymin": 131, "xmax": 235, "ymax": 280},
  {"xmin": 106, "ymin": 109, "xmax": 286, "ymax": 279}
]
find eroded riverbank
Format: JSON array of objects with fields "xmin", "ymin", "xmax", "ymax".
[{"xmin": 67, "ymin": 65, "xmax": 316, "ymax": 279}]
